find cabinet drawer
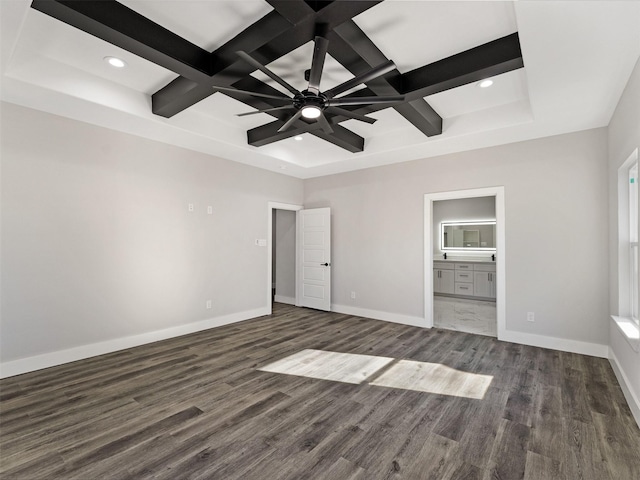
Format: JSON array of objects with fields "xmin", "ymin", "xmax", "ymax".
[
  {"xmin": 433, "ymin": 262, "xmax": 454, "ymax": 270},
  {"xmin": 474, "ymin": 263, "xmax": 496, "ymax": 272},
  {"xmin": 454, "ymin": 283, "xmax": 474, "ymax": 295},
  {"xmin": 454, "ymin": 263, "xmax": 473, "ymax": 271},
  {"xmin": 455, "ymin": 271, "xmax": 473, "ymax": 282}
]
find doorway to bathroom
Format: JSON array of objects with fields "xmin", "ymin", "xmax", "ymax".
[{"xmin": 424, "ymin": 187, "xmax": 506, "ymax": 339}]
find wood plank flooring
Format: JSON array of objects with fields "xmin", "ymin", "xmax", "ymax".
[{"xmin": 1, "ymin": 303, "xmax": 639, "ymax": 479}]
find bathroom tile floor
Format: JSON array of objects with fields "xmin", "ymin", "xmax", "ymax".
[{"xmin": 434, "ymin": 295, "xmax": 497, "ymax": 337}]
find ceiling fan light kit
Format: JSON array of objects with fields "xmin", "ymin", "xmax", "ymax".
[
  {"xmin": 301, "ymin": 106, "xmax": 321, "ymax": 119},
  {"xmin": 31, "ymin": 0, "xmax": 525, "ymax": 153}
]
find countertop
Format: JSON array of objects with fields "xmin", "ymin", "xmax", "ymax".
[{"xmin": 433, "ymin": 257, "xmax": 496, "ymax": 264}]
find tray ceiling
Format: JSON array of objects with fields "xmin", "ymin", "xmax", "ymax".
[{"xmin": 1, "ymin": 1, "xmax": 639, "ymax": 179}]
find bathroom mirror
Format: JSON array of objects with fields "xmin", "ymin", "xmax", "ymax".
[{"xmin": 441, "ymin": 221, "xmax": 496, "ymax": 250}]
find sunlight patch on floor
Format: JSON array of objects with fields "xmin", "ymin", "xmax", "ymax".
[
  {"xmin": 258, "ymin": 349, "xmax": 493, "ymax": 399},
  {"xmin": 370, "ymin": 359, "xmax": 493, "ymax": 399},
  {"xmin": 258, "ymin": 349, "xmax": 394, "ymax": 385}
]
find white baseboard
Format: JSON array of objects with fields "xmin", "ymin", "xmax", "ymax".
[
  {"xmin": 609, "ymin": 348, "xmax": 640, "ymax": 428},
  {"xmin": 274, "ymin": 295, "xmax": 295, "ymax": 305},
  {"xmin": 499, "ymin": 330, "xmax": 608, "ymax": 358},
  {"xmin": 0, "ymin": 307, "xmax": 269, "ymax": 379},
  {"xmin": 331, "ymin": 304, "xmax": 426, "ymax": 328},
  {"xmin": 331, "ymin": 305, "xmax": 608, "ymax": 359}
]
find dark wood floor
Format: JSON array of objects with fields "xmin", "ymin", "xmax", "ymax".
[{"xmin": 1, "ymin": 303, "xmax": 639, "ymax": 479}]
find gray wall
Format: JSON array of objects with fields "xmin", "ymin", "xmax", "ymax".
[
  {"xmin": 433, "ymin": 197, "xmax": 496, "ymax": 256},
  {"xmin": 608, "ymin": 57, "xmax": 640, "ymax": 412},
  {"xmin": 274, "ymin": 209, "xmax": 296, "ymax": 302},
  {"xmin": 0, "ymin": 96, "xmax": 622, "ymax": 384},
  {"xmin": 0, "ymin": 102, "xmax": 303, "ymax": 363},
  {"xmin": 304, "ymin": 128, "xmax": 609, "ymax": 346}
]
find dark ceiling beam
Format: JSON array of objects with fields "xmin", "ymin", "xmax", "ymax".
[
  {"xmin": 309, "ymin": 124, "xmax": 365, "ymax": 153},
  {"xmin": 248, "ymin": 121, "xmax": 319, "ymax": 146},
  {"xmin": 328, "ymin": 20, "xmax": 442, "ymax": 136},
  {"xmin": 400, "ymin": 33, "xmax": 524, "ymax": 99},
  {"xmin": 393, "ymin": 100, "xmax": 443, "ymax": 136},
  {"xmin": 248, "ymin": 119, "xmax": 364, "ymax": 153},
  {"xmin": 31, "ymin": 0, "xmax": 213, "ymax": 82},
  {"xmin": 264, "ymin": 0, "xmax": 314, "ymax": 24},
  {"xmin": 151, "ymin": 0, "xmax": 381, "ymax": 118},
  {"xmin": 151, "ymin": 10, "xmax": 294, "ymax": 117}
]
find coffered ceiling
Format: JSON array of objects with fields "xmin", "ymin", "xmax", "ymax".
[{"xmin": 2, "ymin": 1, "xmax": 639, "ymax": 178}]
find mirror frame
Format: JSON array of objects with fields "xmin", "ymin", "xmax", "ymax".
[{"xmin": 441, "ymin": 220, "xmax": 497, "ymax": 251}]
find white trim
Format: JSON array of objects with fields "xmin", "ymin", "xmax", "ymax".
[
  {"xmin": 500, "ymin": 330, "xmax": 608, "ymax": 358},
  {"xmin": 424, "ymin": 187, "xmax": 506, "ymax": 339},
  {"xmin": 0, "ymin": 308, "xmax": 268, "ymax": 379},
  {"xmin": 609, "ymin": 348, "xmax": 640, "ymax": 428},
  {"xmin": 267, "ymin": 202, "xmax": 303, "ymax": 315},
  {"xmin": 331, "ymin": 304, "xmax": 426, "ymax": 328},
  {"xmin": 274, "ymin": 295, "xmax": 296, "ymax": 305},
  {"xmin": 611, "ymin": 315, "xmax": 640, "ymax": 352}
]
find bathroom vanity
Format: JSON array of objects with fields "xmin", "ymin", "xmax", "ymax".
[{"xmin": 433, "ymin": 259, "xmax": 496, "ymax": 301}]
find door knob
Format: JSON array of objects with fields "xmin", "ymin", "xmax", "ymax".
[{"xmin": 321, "ymin": 262, "xmax": 330, "ymax": 266}]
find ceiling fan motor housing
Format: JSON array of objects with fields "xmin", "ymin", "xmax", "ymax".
[{"xmin": 294, "ymin": 91, "xmax": 328, "ymax": 112}]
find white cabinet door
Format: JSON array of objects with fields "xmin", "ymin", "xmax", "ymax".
[
  {"xmin": 441, "ymin": 270, "xmax": 455, "ymax": 294},
  {"xmin": 297, "ymin": 208, "xmax": 331, "ymax": 311},
  {"xmin": 474, "ymin": 271, "xmax": 496, "ymax": 298},
  {"xmin": 434, "ymin": 269, "xmax": 455, "ymax": 294}
]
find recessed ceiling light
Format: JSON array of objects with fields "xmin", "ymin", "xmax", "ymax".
[
  {"xmin": 301, "ymin": 106, "xmax": 321, "ymax": 119},
  {"xmin": 478, "ymin": 79, "xmax": 493, "ymax": 88},
  {"xmin": 104, "ymin": 56, "xmax": 126, "ymax": 68},
  {"xmin": 294, "ymin": 136, "xmax": 303, "ymax": 141}
]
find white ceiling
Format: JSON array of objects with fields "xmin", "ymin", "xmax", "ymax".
[{"xmin": 1, "ymin": 1, "xmax": 639, "ymax": 179}]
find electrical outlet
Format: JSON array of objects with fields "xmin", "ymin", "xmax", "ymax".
[
  {"xmin": 188, "ymin": 203, "xmax": 194, "ymax": 212},
  {"xmin": 206, "ymin": 300, "xmax": 212, "ymax": 309},
  {"xmin": 527, "ymin": 312, "xmax": 535, "ymax": 322},
  {"xmin": 351, "ymin": 291, "xmax": 356, "ymax": 299}
]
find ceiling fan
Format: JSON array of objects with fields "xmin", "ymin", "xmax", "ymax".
[{"xmin": 212, "ymin": 34, "xmax": 405, "ymax": 134}]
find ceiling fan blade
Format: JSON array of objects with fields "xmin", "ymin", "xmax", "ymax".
[
  {"xmin": 307, "ymin": 36, "xmax": 329, "ymax": 95},
  {"xmin": 236, "ymin": 51, "xmax": 300, "ymax": 96},
  {"xmin": 237, "ymin": 106, "xmax": 295, "ymax": 117},
  {"xmin": 326, "ymin": 107, "xmax": 377, "ymax": 124},
  {"xmin": 213, "ymin": 85, "xmax": 292, "ymax": 101},
  {"xmin": 327, "ymin": 95, "xmax": 405, "ymax": 107},
  {"xmin": 317, "ymin": 112, "xmax": 334, "ymax": 134},
  {"xmin": 324, "ymin": 60, "xmax": 397, "ymax": 99},
  {"xmin": 277, "ymin": 110, "xmax": 304, "ymax": 133}
]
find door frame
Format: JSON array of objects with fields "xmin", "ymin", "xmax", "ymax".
[
  {"xmin": 424, "ymin": 187, "xmax": 506, "ymax": 339},
  {"xmin": 267, "ymin": 202, "xmax": 303, "ymax": 315}
]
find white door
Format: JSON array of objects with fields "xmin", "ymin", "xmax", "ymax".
[{"xmin": 297, "ymin": 208, "xmax": 331, "ymax": 311}]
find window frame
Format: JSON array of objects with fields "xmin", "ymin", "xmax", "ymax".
[
  {"xmin": 629, "ymin": 161, "xmax": 638, "ymax": 324},
  {"xmin": 612, "ymin": 148, "xmax": 639, "ymax": 352}
]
